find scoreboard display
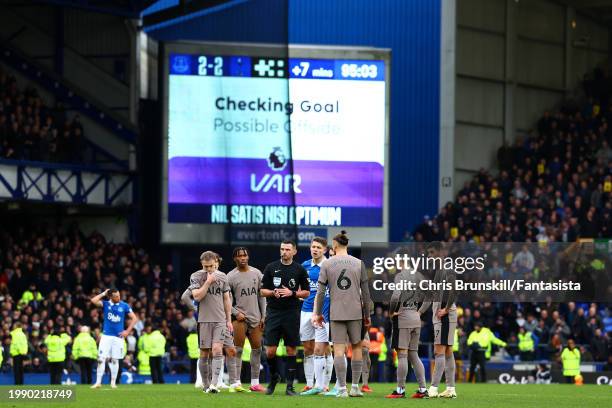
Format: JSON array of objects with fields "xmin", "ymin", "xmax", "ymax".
[{"xmin": 162, "ymin": 43, "xmax": 389, "ymax": 242}]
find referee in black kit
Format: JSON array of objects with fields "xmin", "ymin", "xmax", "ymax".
[{"xmin": 260, "ymin": 240, "xmax": 310, "ymax": 396}]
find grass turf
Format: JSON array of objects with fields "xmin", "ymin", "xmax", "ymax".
[{"xmin": 1, "ymin": 383, "xmax": 610, "ymax": 408}]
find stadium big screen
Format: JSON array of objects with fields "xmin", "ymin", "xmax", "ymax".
[{"xmin": 161, "ymin": 43, "xmax": 389, "ymax": 243}]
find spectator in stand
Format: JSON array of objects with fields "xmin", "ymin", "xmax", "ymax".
[
  {"xmin": 589, "ymin": 328, "xmax": 609, "ymax": 362},
  {"xmin": 0, "ymin": 68, "xmax": 87, "ymax": 164}
]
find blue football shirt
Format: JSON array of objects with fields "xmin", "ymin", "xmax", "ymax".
[
  {"xmin": 102, "ymin": 300, "xmax": 133, "ymax": 337},
  {"xmin": 301, "ymin": 259, "xmax": 330, "ymax": 321}
]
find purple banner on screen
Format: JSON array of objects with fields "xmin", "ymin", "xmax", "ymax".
[{"xmin": 168, "ymin": 157, "xmax": 383, "ymax": 207}]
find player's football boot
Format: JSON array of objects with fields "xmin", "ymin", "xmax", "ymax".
[
  {"xmin": 217, "ymin": 382, "xmax": 230, "ymax": 390},
  {"xmin": 336, "ymin": 388, "xmax": 349, "ymax": 398},
  {"xmin": 194, "ymin": 381, "xmax": 203, "ymax": 389},
  {"xmin": 205, "ymin": 384, "xmax": 219, "ymax": 393},
  {"xmin": 349, "ymin": 385, "xmax": 364, "ymax": 397},
  {"xmin": 324, "ymin": 386, "xmax": 338, "ymax": 396},
  {"xmin": 249, "ymin": 384, "xmax": 266, "ymax": 392},
  {"xmin": 265, "ymin": 373, "xmax": 281, "ymax": 395},
  {"xmin": 438, "ymin": 388, "xmax": 457, "ymax": 399},
  {"xmin": 285, "ymin": 385, "xmax": 298, "ymax": 396},
  {"xmin": 361, "ymin": 384, "xmax": 373, "ymax": 393},
  {"xmin": 301, "ymin": 387, "xmax": 323, "ymax": 396},
  {"xmin": 229, "ymin": 383, "xmax": 248, "ymax": 393},
  {"xmin": 385, "ymin": 390, "xmax": 405, "ymax": 399},
  {"xmin": 411, "ymin": 389, "xmax": 429, "ymax": 399},
  {"xmin": 427, "ymin": 386, "xmax": 439, "ymax": 398},
  {"xmin": 90, "ymin": 383, "xmax": 101, "ymax": 389},
  {"xmin": 110, "ymin": 384, "xmax": 117, "ymax": 389},
  {"xmin": 301, "ymin": 385, "xmax": 313, "ymax": 392}
]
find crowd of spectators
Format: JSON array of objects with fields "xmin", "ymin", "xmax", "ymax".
[
  {"xmin": 409, "ymin": 99, "xmax": 612, "ymax": 369},
  {"xmin": 0, "ymin": 67, "xmax": 86, "ymax": 163},
  {"xmin": 414, "ymin": 102, "xmax": 612, "ymax": 243},
  {"xmin": 0, "ymin": 225, "xmax": 192, "ymax": 375}
]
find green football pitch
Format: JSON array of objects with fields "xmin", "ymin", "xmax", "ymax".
[{"xmin": 1, "ymin": 383, "xmax": 610, "ymax": 408}]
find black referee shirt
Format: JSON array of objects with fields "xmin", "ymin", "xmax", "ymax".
[{"xmin": 261, "ymin": 260, "xmax": 309, "ymax": 310}]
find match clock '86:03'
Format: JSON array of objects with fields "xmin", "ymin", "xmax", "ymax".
[{"xmin": 340, "ymin": 63, "xmax": 378, "ymax": 79}]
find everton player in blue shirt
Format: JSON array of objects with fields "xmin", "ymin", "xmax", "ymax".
[
  {"xmin": 90, "ymin": 289, "xmax": 138, "ymax": 388},
  {"xmin": 300, "ymin": 237, "xmax": 333, "ymax": 395}
]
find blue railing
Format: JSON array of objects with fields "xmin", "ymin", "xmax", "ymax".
[{"xmin": 0, "ymin": 159, "xmax": 134, "ymax": 206}]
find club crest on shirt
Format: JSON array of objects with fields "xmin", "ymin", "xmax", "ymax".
[
  {"xmin": 289, "ymin": 278, "xmax": 296, "ymax": 288},
  {"xmin": 273, "ymin": 277, "xmax": 282, "ymax": 287}
]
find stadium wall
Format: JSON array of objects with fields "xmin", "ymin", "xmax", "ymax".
[
  {"xmin": 145, "ymin": 0, "xmax": 443, "ymax": 241},
  {"xmin": 0, "ymin": 3, "xmax": 132, "ymax": 121},
  {"xmin": 455, "ymin": 0, "xmax": 611, "ymax": 191}
]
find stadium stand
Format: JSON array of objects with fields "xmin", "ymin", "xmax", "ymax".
[
  {"xmin": 0, "ymin": 67, "xmax": 86, "ymax": 163},
  {"xmin": 410, "ymin": 98, "xmax": 612, "ymax": 376},
  {"xmin": 0, "ymin": 224, "xmax": 187, "ymax": 375}
]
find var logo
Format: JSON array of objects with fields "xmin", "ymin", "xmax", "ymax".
[
  {"xmin": 251, "ymin": 148, "xmax": 302, "ymax": 193},
  {"xmin": 250, "ymin": 173, "xmax": 302, "ymax": 193}
]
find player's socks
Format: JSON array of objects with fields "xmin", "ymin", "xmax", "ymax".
[
  {"xmin": 109, "ymin": 359, "xmax": 119, "ymax": 387},
  {"xmin": 324, "ymin": 353, "xmax": 334, "ymax": 388},
  {"xmin": 94, "ymin": 359, "xmax": 105, "ymax": 386},
  {"xmin": 445, "ymin": 354, "xmax": 456, "ymax": 387},
  {"xmin": 267, "ymin": 355, "xmax": 278, "ymax": 377},
  {"xmin": 235, "ymin": 347, "xmax": 243, "ymax": 381},
  {"xmin": 350, "ymin": 359, "xmax": 363, "ymax": 387},
  {"xmin": 199, "ymin": 357, "xmax": 211, "ymax": 389},
  {"xmin": 286, "ymin": 355, "xmax": 297, "ymax": 386},
  {"xmin": 431, "ymin": 354, "xmax": 446, "ymax": 387},
  {"xmin": 333, "ymin": 356, "xmax": 347, "ymax": 388},
  {"xmin": 304, "ymin": 354, "xmax": 314, "ymax": 387},
  {"xmin": 362, "ymin": 348, "xmax": 371, "ymax": 386},
  {"xmin": 313, "ymin": 355, "xmax": 326, "ymax": 389},
  {"xmin": 211, "ymin": 355, "xmax": 224, "ymax": 386},
  {"xmin": 207, "ymin": 356, "xmax": 213, "ymax": 388},
  {"xmin": 397, "ymin": 352, "xmax": 408, "ymax": 389},
  {"xmin": 217, "ymin": 358, "xmax": 227, "ymax": 387},
  {"xmin": 227, "ymin": 355, "xmax": 239, "ymax": 386},
  {"xmin": 250, "ymin": 348, "xmax": 261, "ymax": 385},
  {"xmin": 409, "ymin": 351, "xmax": 427, "ymax": 390},
  {"xmin": 396, "ymin": 386, "xmax": 405, "ymax": 394},
  {"xmin": 195, "ymin": 357, "xmax": 203, "ymax": 387},
  {"xmin": 266, "ymin": 356, "xmax": 279, "ymax": 395}
]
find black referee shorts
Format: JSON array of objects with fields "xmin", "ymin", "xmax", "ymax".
[{"xmin": 264, "ymin": 308, "xmax": 300, "ymax": 347}]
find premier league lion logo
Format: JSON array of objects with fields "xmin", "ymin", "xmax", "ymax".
[{"xmin": 268, "ymin": 147, "xmax": 287, "ymax": 171}]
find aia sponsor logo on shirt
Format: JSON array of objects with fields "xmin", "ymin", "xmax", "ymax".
[{"xmin": 240, "ymin": 287, "xmax": 257, "ymax": 297}]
